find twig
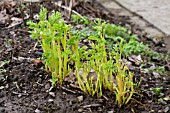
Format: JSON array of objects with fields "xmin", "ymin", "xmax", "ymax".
[
  {"xmin": 131, "ymin": 98, "xmax": 146, "ymax": 108},
  {"xmin": 68, "ymin": 0, "xmax": 73, "ymax": 19},
  {"xmin": 12, "ymin": 91, "xmax": 29, "ymax": 96},
  {"xmin": 70, "ymin": 83, "xmax": 80, "ymax": 89},
  {"xmin": 12, "ymin": 56, "xmax": 33, "ymax": 62},
  {"xmin": 61, "ymin": 86, "xmax": 76, "ymax": 94},
  {"xmin": 13, "ymin": 82, "xmax": 21, "ymax": 92},
  {"xmin": 102, "ymin": 95, "xmax": 108, "ymax": 101},
  {"xmin": 131, "ymin": 108, "xmax": 135, "ymax": 113},
  {"xmin": 53, "ymin": 1, "xmax": 85, "ymax": 20},
  {"xmin": 82, "ymin": 104, "xmax": 102, "ymax": 108},
  {"xmin": 28, "ymin": 41, "xmax": 38, "ymax": 53},
  {"xmin": 64, "ymin": 0, "xmax": 68, "ymax": 18},
  {"xmin": 36, "ymin": 79, "xmax": 44, "ymax": 86}
]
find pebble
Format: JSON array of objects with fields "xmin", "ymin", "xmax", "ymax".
[
  {"xmin": 48, "ymin": 99, "xmax": 53, "ymax": 102},
  {"xmin": 18, "ymin": 94, "xmax": 22, "ymax": 98},
  {"xmin": 158, "ymin": 98, "xmax": 167, "ymax": 105},
  {"xmin": 164, "ymin": 107, "xmax": 169, "ymax": 113},
  {"xmin": 148, "ymin": 100, "xmax": 153, "ymax": 103},
  {"xmin": 62, "ymin": 92, "xmax": 67, "ymax": 95},
  {"xmin": 49, "ymin": 92, "xmax": 55, "ymax": 97},
  {"xmin": 35, "ymin": 109, "xmax": 41, "ymax": 113},
  {"xmin": 0, "ymin": 86, "xmax": 5, "ymax": 90},
  {"xmin": 158, "ymin": 110, "xmax": 162, "ymax": 113},
  {"xmin": 150, "ymin": 110, "xmax": 155, "ymax": 113},
  {"xmin": 78, "ymin": 108, "xmax": 83, "ymax": 112},
  {"xmin": 164, "ymin": 96, "xmax": 170, "ymax": 101},
  {"xmin": 150, "ymin": 65, "xmax": 156, "ymax": 70},
  {"xmin": 98, "ymin": 107, "xmax": 102, "ymax": 111},
  {"xmin": 45, "ymin": 83, "xmax": 50, "ymax": 90},
  {"xmin": 152, "ymin": 72, "xmax": 160, "ymax": 78},
  {"xmin": 69, "ymin": 100, "xmax": 72, "ymax": 106},
  {"xmin": 108, "ymin": 111, "xmax": 113, "ymax": 113},
  {"xmin": 5, "ymin": 84, "xmax": 9, "ymax": 89},
  {"xmin": 77, "ymin": 96, "xmax": 83, "ymax": 102},
  {"xmin": 98, "ymin": 99, "xmax": 104, "ymax": 103}
]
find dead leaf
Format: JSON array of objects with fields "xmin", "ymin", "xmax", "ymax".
[
  {"xmin": 128, "ymin": 55, "xmax": 143, "ymax": 65},
  {"xmin": 32, "ymin": 59, "xmax": 43, "ymax": 65},
  {"xmin": 7, "ymin": 17, "xmax": 23, "ymax": 28},
  {"xmin": 152, "ymin": 71, "xmax": 160, "ymax": 78},
  {"xmin": 0, "ymin": 10, "xmax": 10, "ymax": 27},
  {"xmin": 4, "ymin": 1, "xmax": 16, "ymax": 14}
]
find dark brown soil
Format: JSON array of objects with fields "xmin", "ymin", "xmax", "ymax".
[{"xmin": 0, "ymin": 1, "xmax": 169, "ymax": 113}]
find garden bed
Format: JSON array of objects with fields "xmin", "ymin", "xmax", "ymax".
[{"xmin": 0, "ymin": 1, "xmax": 170, "ymax": 113}]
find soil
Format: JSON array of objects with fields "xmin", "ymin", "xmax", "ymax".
[{"xmin": 0, "ymin": 1, "xmax": 170, "ymax": 113}]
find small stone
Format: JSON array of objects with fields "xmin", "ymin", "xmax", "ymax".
[
  {"xmin": 164, "ymin": 96, "xmax": 170, "ymax": 101},
  {"xmin": 78, "ymin": 108, "xmax": 83, "ymax": 112},
  {"xmin": 162, "ymin": 43, "xmax": 166, "ymax": 47},
  {"xmin": 62, "ymin": 92, "xmax": 67, "ymax": 95},
  {"xmin": 108, "ymin": 111, "xmax": 113, "ymax": 113},
  {"xmin": 5, "ymin": 84, "xmax": 9, "ymax": 89},
  {"xmin": 163, "ymin": 77, "xmax": 166, "ymax": 80},
  {"xmin": 83, "ymin": 39, "xmax": 88, "ymax": 43},
  {"xmin": 158, "ymin": 98, "xmax": 167, "ymax": 105},
  {"xmin": 69, "ymin": 100, "xmax": 72, "ymax": 105},
  {"xmin": 98, "ymin": 107, "xmax": 102, "ymax": 111},
  {"xmin": 150, "ymin": 110, "xmax": 155, "ymax": 113},
  {"xmin": 153, "ymin": 38, "xmax": 160, "ymax": 45},
  {"xmin": 0, "ymin": 86, "xmax": 4, "ymax": 90},
  {"xmin": 98, "ymin": 99, "xmax": 104, "ymax": 103},
  {"xmin": 150, "ymin": 65, "xmax": 156, "ymax": 70},
  {"xmin": 158, "ymin": 110, "xmax": 162, "ymax": 113},
  {"xmin": 18, "ymin": 94, "xmax": 22, "ymax": 98},
  {"xmin": 164, "ymin": 107, "xmax": 169, "ymax": 113},
  {"xmin": 35, "ymin": 109, "xmax": 41, "ymax": 113},
  {"xmin": 152, "ymin": 72, "xmax": 160, "ymax": 78},
  {"xmin": 48, "ymin": 99, "xmax": 53, "ymax": 102},
  {"xmin": 45, "ymin": 83, "xmax": 50, "ymax": 90},
  {"xmin": 77, "ymin": 96, "xmax": 83, "ymax": 102},
  {"xmin": 49, "ymin": 92, "xmax": 55, "ymax": 97},
  {"xmin": 148, "ymin": 100, "xmax": 152, "ymax": 103}
]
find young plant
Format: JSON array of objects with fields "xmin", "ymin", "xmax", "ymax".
[
  {"xmin": 153, "ymin": 87, "xmax": 163, "ymax": 96},
  {"xmin": 72, "ymin": 32, "xmax": 108, "ymax": 97},
  {"xmin": 112, "ymin": 41, "xmax": 135, "ymax": 107},
  {"xmin": 71, "ymin": 33, "xmax": 103, "ymax": 97},
  {"xmin": 98, "ymin": 39, "xmax": 135, "ymax": 107},
  {"xmin": 27, "ymin": 8, "xmax": 137, "ymax": 107},
  {"xmin": 27, "ymin": 8, "xmax": 72, "ymax": 85}
]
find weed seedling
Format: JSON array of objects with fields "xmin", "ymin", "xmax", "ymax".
[{"xmin": 153, "ymin": 87, "xmax": 163, "ymax": 96}]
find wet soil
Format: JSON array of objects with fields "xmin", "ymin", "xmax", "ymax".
[{"xmin": 0, "ymin": 1, "xmax": 170, "ymax": 113}]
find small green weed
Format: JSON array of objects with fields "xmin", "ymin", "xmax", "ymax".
[
  {"xmin": 153, "ymin": 87, "xmax": 163, "ymax": 96},
  {"xmin": 0, "ymin": 60, "xmax": 9, "ymax": 81},
  {"xmin": 72, "ymin": 18, "xmax": 154, "ymax": 57}
]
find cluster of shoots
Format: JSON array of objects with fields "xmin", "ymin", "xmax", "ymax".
[
  {"xmin": 27, "ymin": 8, "xmax": 136, "ymax": 107},
  {"xmin": 27, "ymin": 8, "xmax": 72, "ymax": 85}
]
